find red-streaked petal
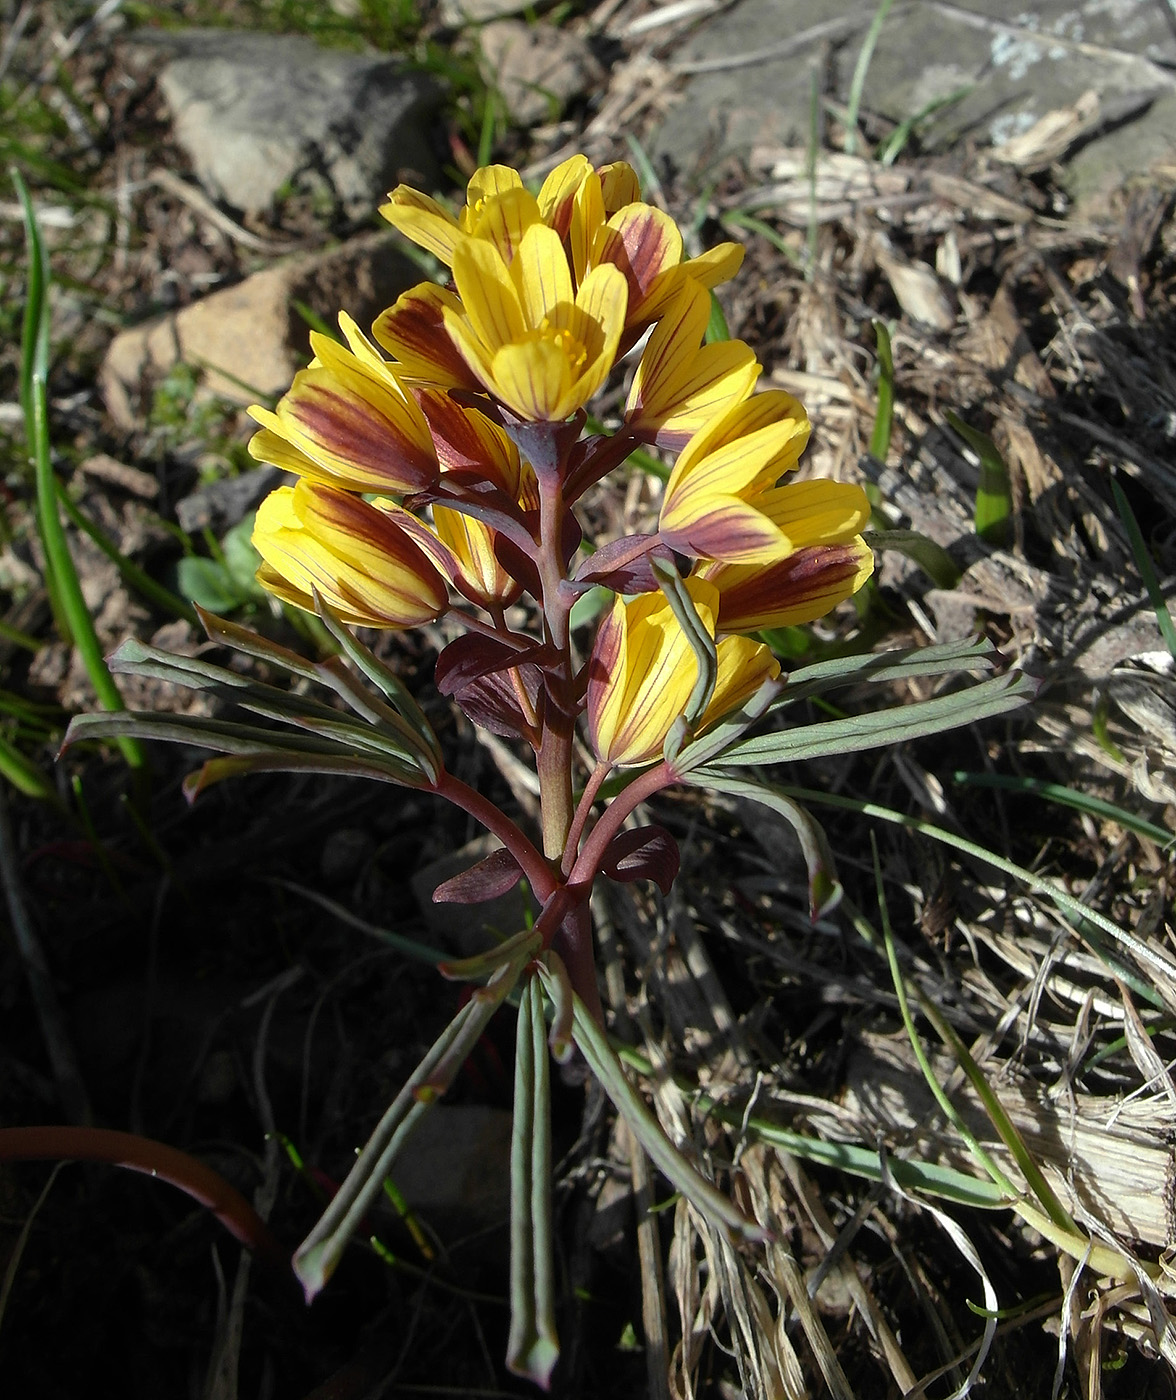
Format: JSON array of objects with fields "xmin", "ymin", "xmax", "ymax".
[
  {"xmin": 661, "ymin": 494, "xmax": 788, "ymax": 565},
  {"xmin": 372, "ymin": 284, "xmax": 483, "ymax": 390},
  {"xmin": 538, "ymin": 154, "xmax": 592, "ymax": 237},
  {"xmin": 278, "ymin": 364, "xmax": 438, "ymax": 493},
  {"xmin": 570, "ymin": 172, "xmax": 604, "ymax": 286},
  {"xmin": 594, "ymin": 204, "xmax": 683, "ymax": 322},
  {"xmin": 416, "ymin": 388, "xmax": 520, "ymax": 490},
  {"xmin": 703, "ymin": 539, "xmax": 875, "ymax": 632}
]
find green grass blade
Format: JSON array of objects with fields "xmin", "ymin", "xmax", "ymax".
[
  {"xmin": 1110, "ymin": 475, "xmax": 1176, "ymax": 660},
  {"xmin": 954, "ymin": 770, "xmax": 1172, "ymax": 846},
  {"xmin": 877, "ymin": 84, "xmax": 973, "ymax": 166},
  {"xmin": 844, "ymin": 0, "xmax": 894, "ymax": 155},
  {"xmin": 767, "ymin": 784, "xmax": 1176, "ymax": 1006},
  {"xmin": 14, "ymin": 171, "xmax": 144, "ymax": 774},
  {"xmin": 705, "ymin": 291, "xmax": 730, "ymax": 343},
  {"xmin": 869, "ymin": 318, "xmax": 894, "ymax": 460},
  {"xmin": 0, "ymin": 735, "xmax": 56, "ymax": 802},
  {"xmin": 719, "ymin": 211, "xmax": 801, "ymax": 266},
  {"xmin": 946, "ymin": 410, "xmax": 1013, "ymax": 547},
  {"xmin": 55, "ymin": 485, "xmax": 199, "ymax": 625}
]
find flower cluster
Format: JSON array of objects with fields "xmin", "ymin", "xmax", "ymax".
[{"xmin": 248, "ymin": 156, "xmax": 873, "ymax": 793}]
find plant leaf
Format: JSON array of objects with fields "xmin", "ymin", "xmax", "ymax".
[
  {"xmin": 710, "ymin": 668, "xmax": 1037, "ymax": 767},
  {"xmin": 863, "ymin": 528, "xmax": 961, "ymax": 589},
  {"xmin": 694, "ymin": 771, "xmax": 842, "ymax": 919},
  {"xmin": 946, "ymin": 411, "xmax": 1013, "ymax": 547}
]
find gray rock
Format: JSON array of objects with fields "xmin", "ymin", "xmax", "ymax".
[
  {"xmin": 653, "ymin": 0, "xmax": 1176, "ymax": 201},
  {"xmin": 478, "ymin": 20, "xmax": 603, "ymax": 126},
  {"xmin": 390, "ymin": 1104, "xmax": 513, "ymax": 1246},
  {"xmin": 101, "ymin": 232, "xmax": 422, "ymax": 431},
  {"xmin": 141, "ymin": 29, "xmax": 441, "ymax": 217}
]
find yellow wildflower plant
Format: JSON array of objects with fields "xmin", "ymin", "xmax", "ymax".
[
  {"xmin": 586, "ymin": 579, "xmax": 780, "ymax": 768},
  {"xmin": 76, "ymin": 154, "xmax": 1035, "ymax": 1394}
]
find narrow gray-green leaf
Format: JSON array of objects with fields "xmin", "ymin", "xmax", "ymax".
[
  {"xmin": 714, "ymin": 668, "xmax": 1036, "ymax": 766},
  {"xmin": 692, "ymin": 771, "xmax": 842, "ymax": 919},
  {"xmin": 540, "ymin": 965, "xmax": 767, "ymax": 1244},
  {"xmin": 772, "ymin": 636, "xmax": 1002, "ymax": 714},
  {"xmin": 294, "ymin": 953, "xmax": 526, "ymax": 1300},
  {"xmin": 863, "ymin": 528, "xmax": 961, "ymax": 589},
  {"xmin": 651, "ymin": 556, "xmax": 717, "ymax": 734},
  {"xmin": 506, "ymin": 974, "xmax": 559, "ymax": 1387}
]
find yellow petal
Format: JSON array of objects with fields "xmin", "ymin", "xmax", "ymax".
[
  {"xmin": 512, "ymin": 223, "xmax": 575, "ymax": 329},
  {"xmin": 451, "ymin": 237, "xmax": 527, "ymax": 353},
  {"xmin": 703, "ymin": 636, "xmax": 781, "ymax": 723},
  {"xmin": 755, "ymin": 480, "xmax": 873, "ymax": 550},
  {"xmin": 598, "ymin": 162, "xmax": 641, "ymax": 211},
  {"xmin": 570, "ymin": 171, "xmax": 604, "ymax": 286},
  {"xmin": 466, "ymin": 164, "xmax": 524, "ymax": 207},
  {"xmin": 379, "ymin": 187, "xmax": 463, "ymax": 264},
  {"xmin": 468, "ymin": 186, "xmax": 542, "ymax": 263},
  {"xmin": 491, "ymin": 338, "xmax": 574, "ymax": 422},
  {"xmin": 682, "ymin": 241, "xmax": 745, "ymax": 290}
]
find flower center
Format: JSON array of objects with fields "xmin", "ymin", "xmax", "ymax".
[{"xmin": 526, "ymin": 320, "xmax": 588, "ymax": 372}]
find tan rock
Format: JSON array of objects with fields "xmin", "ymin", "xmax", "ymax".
[
  {"xmin": 477, "ymin": 21, "xmax": 602, "ymax": 127},
  {"xmin": 100, "ymin": 233, "xmax": 422, "ymax": 432}
]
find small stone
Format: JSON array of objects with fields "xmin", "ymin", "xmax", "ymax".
[
  {"xmin": 390, "ymin": 1104, "xmax": 512, "ymax": 1245},
  {"xmin": 134, "ymin": 29, "xmax": 441, "ymax": 218},
  {"xmin": 100, "ymin": 233, "xmax": 421, "ymax": 431},
  {"xmin": 477, "ymin": 21, "xmax": 602, "ymax": 127},
  {"xmin": 175, "ymin": 467, "xmax": 283, "ymax": 535}
]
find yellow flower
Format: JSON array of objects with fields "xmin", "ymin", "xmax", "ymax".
[
  {"xmin": 382, "ymin": 158, "xmax": 744, "ymax": 339},
  {"xmin": 380, "ymin": 164, "xmax": 541, "ymax": 266},
  {"xmin": 625, "ymin": 280, "xmax": 760, "ymax": 448},
  {"xmin": 442, "ymin": 224, "xmax": 628, "ymax": 422},
  {"xmin": 567, "ymin": 163, "xmax": 744, "ymax": 333},
  {"xmin": 247, "ymin": 314, "xmax": 438, "ymax": 494},
  {"xmin": 586, "ymin": 578, "xmax": 780, "ymax": 767},
  {"xmin": 659, "ymin": 389, "xmax": 872, "ymax": 566},
  {"xmin": 697, "ymin": 538, "xmax": 876, "ymax": 633},
  {"xmin": 252, "ymin": 481, "xmax": 449, "ymax": 629}
]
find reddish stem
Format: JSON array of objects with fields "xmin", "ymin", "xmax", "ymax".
[
  {"xmin": 0, "ymin": 1126, "xmax": 287, "ymax": 1269},
  {"xmin": 561, "ymin": 762, "xmax": 609, "ymax": 878},
  {"xmin": 568, "ymin": 761, "xmax": 677, "ymax": 893},
  {"xmin": 432, "ymin": 771, "xmax": 556, "ymax": 901}
]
